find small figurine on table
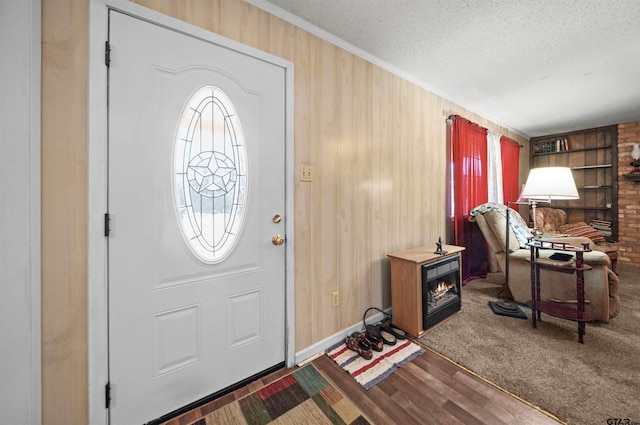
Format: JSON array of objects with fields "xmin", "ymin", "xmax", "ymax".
[{"xmin": 434, "ymin": 237, "xmax": 447, "ymax": 255}]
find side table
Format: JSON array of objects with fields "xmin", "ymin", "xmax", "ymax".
[{"xmin": 526, "ymin": 239, "xmax": 594, "ymax": 343}]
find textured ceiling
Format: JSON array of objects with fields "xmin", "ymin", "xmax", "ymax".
[{"xmin": 247, "ymin": 0, "xmax": 640, "ymax": 137}]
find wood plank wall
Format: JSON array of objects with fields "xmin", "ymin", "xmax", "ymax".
[
  {"xmin": 41, "ymin": 1, "xmax": 88, "ymax": 424},
  {"xmin": 40, "ymin": 0, "xmax": 528, "ymax": 423}
]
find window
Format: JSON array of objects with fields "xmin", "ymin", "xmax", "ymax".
[{"xmin": 174, "ymin": 86, "xmax": 247, "ymax": 263}]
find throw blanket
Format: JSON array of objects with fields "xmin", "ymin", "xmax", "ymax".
[{"xmin": 470, "ymin": 202, "xmax": 533, "ymax": 248}]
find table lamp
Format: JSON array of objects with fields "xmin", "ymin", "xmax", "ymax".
[{"xmin": 521, "ymin": 166, "xmax": 580, "ymax": 235}]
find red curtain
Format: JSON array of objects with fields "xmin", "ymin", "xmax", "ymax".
[
  {"xmin": 452, "ymin": 116, "xmax": 488, "ymax": 283},
  {"xmin": 500, "ymin": 136, "xmax": 521, "ymax": 203}
]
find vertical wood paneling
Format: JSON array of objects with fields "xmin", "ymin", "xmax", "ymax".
[
  {"xmin": 41, "ymin": 1, "xmax": 88, "ymax": 424},
  {"xmin": 370, "ymin": 67, "xmax": 386, "ymax": 310},
  {"xmin": 356, "ymin": 60, "xmax": 374, "ymax": 315},
  {"xmin": 186, "ymin": 0, "xmax": 222, "ymax": 34},
  {"xmin": 42, "ymin": 1, "xmax": 530, "ymax": 421},
  {"xmin": 316, "ymin": 39, "xmax": 340, "ymax": 341},
  {"xmin": 336, "ymin": 48, "xmax": 356, "ymax": 326}
]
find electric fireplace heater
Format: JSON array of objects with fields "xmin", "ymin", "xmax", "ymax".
[{"xmin": 421, "ymin": 254, "xmax": 461, "ymax": 329}]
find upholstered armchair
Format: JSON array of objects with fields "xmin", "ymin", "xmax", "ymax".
[
  {"xmin": 531, "ymin": 207, "xmax": 568, "ymax": 234},
  {"xmin": 532, "ymin": 207, "xmax": 618, "ymax": 272},
  {"xmin": 470, "ymin": 203, "xmax": 620, "ymax": 322}
]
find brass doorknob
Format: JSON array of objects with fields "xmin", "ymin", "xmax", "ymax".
[{"xmin": 272, "ymin": 234, "xmax": 285, "ymax": 246}]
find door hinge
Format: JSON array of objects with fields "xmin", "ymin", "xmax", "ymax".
[
  {"xmin": 105, "ymin": 41, "xmax": 111, "ymax": 67},
  {"xmin": 104, "ymin": 213, "xmax": 111, "ymax": 237},
  {"xmin": 105, "ymin": 382, "xmax": 111, "ymax": 409}
]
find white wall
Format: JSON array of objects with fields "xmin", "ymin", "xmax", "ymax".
[{"xmin": 0, "ymin": 0, "xmax": 42, "ymax": 423}]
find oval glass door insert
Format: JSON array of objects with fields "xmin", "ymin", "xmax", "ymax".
[{"xmin": 174, "ymin": 86, "xmax": 247, "ymax": 263}]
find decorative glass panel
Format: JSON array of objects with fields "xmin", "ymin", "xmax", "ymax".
[{"xmin": 174, "ymin": 86, "xmax": 247, "ymax": 263}]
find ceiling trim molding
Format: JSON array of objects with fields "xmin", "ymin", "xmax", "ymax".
[{"xmin": 244, "ymin": 0, "xmax": 525, "ymax": 138}]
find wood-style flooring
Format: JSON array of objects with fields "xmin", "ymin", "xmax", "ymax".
[{"xmin": 161, "ymin": 344, "xmax": 562, "ymax": 425}]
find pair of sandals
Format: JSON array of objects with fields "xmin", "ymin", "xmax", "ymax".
[{"xmin": 365, "ymin": 319, "xmax": 407, "ymax": 346}]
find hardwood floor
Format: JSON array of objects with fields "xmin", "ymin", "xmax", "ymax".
[{"xmin": 161, "ymin": 344, "xmax": 562, "ymax": 425}]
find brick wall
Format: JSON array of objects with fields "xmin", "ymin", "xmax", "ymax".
[{"xmin": 617, "ymin": 121, "xmax": 640, "ymax": 266}]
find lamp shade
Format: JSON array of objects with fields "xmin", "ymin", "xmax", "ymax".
[
  {"xmin": 521, "ymin": 167, "xmax": 579, "ymax": 200},
  {"xmin": 515, "ymin": 184, "xmax": 528, "ymax": 202}
]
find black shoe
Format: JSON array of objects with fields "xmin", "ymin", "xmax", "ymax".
[
  {"xmin": 382, "ymin": 319, "xmax": 408, "ymax": 340},
  {"xmin": 366, "ymin": 323, "xmax": 397, "ymax": 345}
]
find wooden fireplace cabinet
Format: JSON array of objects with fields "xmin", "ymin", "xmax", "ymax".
[{"xmin": 388, "ymin": 244, "xmax": 465, "ymax": 337}]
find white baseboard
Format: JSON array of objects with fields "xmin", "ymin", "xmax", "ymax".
[{"xmin": 294, "ymin": 308, "xmax": 391, "ymax": 366}]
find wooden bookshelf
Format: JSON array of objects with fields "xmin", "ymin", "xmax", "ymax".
[{"xmin": 530, "ymin": 125, "xmax": 618, "ymax": 242}]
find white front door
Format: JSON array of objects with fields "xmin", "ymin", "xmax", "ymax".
[{"xmin": 108, "ymin": 10, "xmax": 287, "ymax": 424}]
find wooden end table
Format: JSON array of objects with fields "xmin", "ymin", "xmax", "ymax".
[{"xmin": 526, "ymin": 239, "xmax": 594, "ymax": 343}]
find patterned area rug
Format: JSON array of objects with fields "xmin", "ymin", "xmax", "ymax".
[
  {"xmin": 190, "ymin": 364, "xmax": 370, "ymax": 425},
  {"xmin": 326, "ymin": 339, "xmax": 425, "ymax": 390}
]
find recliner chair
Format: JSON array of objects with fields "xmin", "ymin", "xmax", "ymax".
[{"xmin": 469, "ymin": 203, "xmax": 620, "ymax": 322}]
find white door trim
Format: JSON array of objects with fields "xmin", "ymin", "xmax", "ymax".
[
  {"xmin": 88, "ymin": 2, "xmax": 294, "ymax": 423},
  {"xmin": 0, "ymin": 1, "xmax": 41, "ymax": 423}
]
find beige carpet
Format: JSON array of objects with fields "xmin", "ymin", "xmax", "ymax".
[{"xmin": 418, "ymin": 264, "xmax": 640, "ymax": 425}]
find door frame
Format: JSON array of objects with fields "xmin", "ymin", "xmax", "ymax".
[
  {"xmin": 0, "ymin": 0, "xmax": 41, "ymax": 423},
  {"xmin": 88, "ymin": 2, "xmax": 295, "ymax": 424}
]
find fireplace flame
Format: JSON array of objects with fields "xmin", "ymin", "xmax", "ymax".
[{"xmin": 435, "ymin": 280, "xmax": 457, "ymax": 295}]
